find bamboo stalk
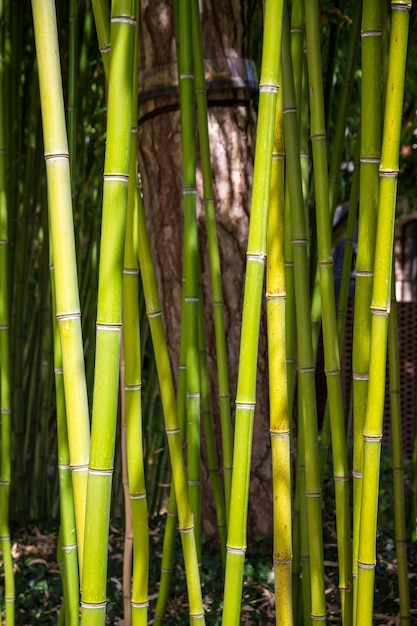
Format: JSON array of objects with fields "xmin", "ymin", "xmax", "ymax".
[
  {"xmin": 31, "ymin": 0, "xmax": 91, "ymax": 581},
  {"xmin": 50, "ymin": 246, "xmax": 79, "ymax": 626},
  {"xmin": 267, "ymin": 71, "xmax": 293, "ymax": 626},
  {"xmin": 177, "ymin": 0, "xmax": 202, "ymax": 557},
  {"xmin": 191, "ymin": 0, "xmax": 232, "ymax": 524},
  {"xmin": 388, "ymin": 274, "xmax": 411, "ymax": 626},
  {"xmin": 356, "ymin": 5, "xmax": 411, "ymax": 625},
  {"xmin": 304, "ymin": 2, "xmax": 352, "ymax": 622},
  {"xmin": 352, "ymin": 0, "xmax": 382, "ymax": 613},
  {"xmin": 81, "ymin": 1, "xmax": 135, "ymax": 622},
  {"xmin": 222, "ymin": 0, "xmax": 283, "ymax": 622},
  {"xmin": 282, "ymin": 3, "xmax": 325, "ymax": 621},
  {"xmin": 123, "ymin": 6, "xmax": 149, "ymax": 619},
  {"xmin": 0, "ymin": 4, "xmax": 14, "ymax": 618}
]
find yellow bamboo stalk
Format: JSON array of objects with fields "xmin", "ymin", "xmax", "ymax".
[
  {"xmin": 32, "ymin": 0, "xmax": 90, "ymax": 580},
  {"xmin": 356, "ymin": 4, "xmax": 411, "ymax": 625}
]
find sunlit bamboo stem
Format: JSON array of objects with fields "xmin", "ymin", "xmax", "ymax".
[
  {"xmin": 32, "ymin": 0, "xmax": 91, "ymax": 581},
  {"xmin": 267, "ymin": 72, "xmax": 293, "ymax": 626},
  {"xmin": 352, "ymin": 1, "xmax": 382, "ymax": 613},
  {"xmin": 356, "ymin": 5, "xmax": 411, "ymax": 625},
  {"xmin": 222, "ymin": 0, "xmax": 283, "ymax": 623},
  {"xmin": 81, "ymin": 2, "xmax": 135, "ymax": 623},
  {"xmin": 282, "ymin": 3, "xmax": 325, "ymax": 621}
]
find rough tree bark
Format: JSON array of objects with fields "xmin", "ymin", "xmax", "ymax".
[{"xmin": 138, "ymin": 0, "xmax": 272, "ymax": 537}]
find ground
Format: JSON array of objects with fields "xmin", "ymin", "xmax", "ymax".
[{"xmin": 2, "ymin": 505, "xmax": 417, "ymax": 625}]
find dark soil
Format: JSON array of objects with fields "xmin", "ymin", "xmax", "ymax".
[{"xmin": 1, "ymin": 508, "xmax": 417, "ymax": 625}]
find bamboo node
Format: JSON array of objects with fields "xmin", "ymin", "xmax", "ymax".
[
  {"xmin": 190, "ymin": 612, "xmax": 205, "ymax": 620},
  {"xmin": 165, "ymin": 427, "xmax": 181, "ymax": 435},
  {"xmin": 124, "ymin": 384, "xmax": 142, "ymax": 391},
  {"xmin": 111, "ymin": 16, "xmax": 136, "ymax": 25},
  {"xmin": 259, "ymin": 84, "xmax": 279, "ymax": 94},
  {"xmin": 352, "ymin": 470, "xmax": 363, "ymax": 478},
  {"xmin": 363, "ymin": 434, "xmax": 383, "ymax": 443},
  {"xmin": 131, "ymin": 601, "xmax": 149, "ymax": 609},
  {"xmin": 379, "ymin": 169, "xmax": 398, "ymax": 178},
  {"xmin": 179, "ymin": 526, "xmax": 194, "ymax": 534},
  {"xmin": 103, "ymin": 174, "xmax": 129, "ymax": 183},
  {"xmin": 183, "ymin": 187, "xmax": 197, "ymax": 195},
  {"xmin": 123, "ymin": 267, "xmax": 139, "ymax": 275},
  {"xmin": 311, "ymin": 133, "xmax": 326, "ymax": 141},
  {"xmin": 334, "ymin": 475, "xmax": 349, "ymax": 482},
  {"xmin": 44, "ymin": 152, "xmax": 69, "ymax": 162},
  {"xmin": 81, "ymin": 601, "xmax": 107, "ymax": 609},
  {"xmin": 89, "ymin": 468, "xmax": 113, "ymax": 476},
  {"xmin": 226, "ymin": 545, "xmax": 246, "ymax": 555},
  {"xmin": 352, "ymin": 371, "xmax": 369, "ymax": 381},
  {"xmin": 297, "ymin": 365, "xmax": 315, "ymax": 373},
  {"xmin": 188, "ymin": 480, "xmax": 201, "ymax": 486},
  {"xmin": 360, "ymin": 29, "xmax": 383, "ymax": 38},
  {"xmin": 235, "ymin": 401, "xmax": 255, "ymax": 411},
  {"xmin": 96, "ymin": 323, "xmax": 121, "ymax": 331},
  {"xmin": 130, "ymin": 492, "xmax": 147, "ymax": 500},
  {"xmin": 247, "ymin": 253, "xmax": 265, "ymax": 263},
  {"xmin": 360, "ymin": 157, "xmax": 380, "ymax": 164},
  {"xmin": 357, "ymin": 560, "xmax": 376, "ymax": 570},
  {"xmin": 283, "ymin": 106, "xmax": 297, "ymax": 115}
]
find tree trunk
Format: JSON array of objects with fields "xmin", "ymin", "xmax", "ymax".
[{"xmin": 138, "ymin": 0, "xmax": 272, "ymax": 538}]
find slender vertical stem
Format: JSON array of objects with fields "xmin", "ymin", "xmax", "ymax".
[
  {"xmin": 356, "ymin": 5, "xmax": 411, "ymax": 625},
  {"xmin": 304, "ymin": 2, "xmax": 352, "ymax": 622},
  {"xmin": 352, "ymin": 1, "xmax": 382, "ymax": 613},
  {"xmin": 222, "ymin": 0, "xmax": 283, "ymax": 623},
  {"xmin": 32, "ymin": 0, "xmax": 91, "ymax": 581},
  {"xmin": 81, "ymin": 2, "xmax": 135, "ymax": 623},
  {"xmin": 267, "ymin": 71, "xmax": 292, "ymax": 626}
]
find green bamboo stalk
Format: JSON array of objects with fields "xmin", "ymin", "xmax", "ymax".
[
  {"xmin": 0, "ymin": 4, "xmax": 14, "ymax": 618},
  {"xmin": 136, "ymin": 153, "xmax": 205, "ymax": 626},
  {"xmin": 356, "ymin": 5, "xmax": 411, "ymax": 625},
  {"xmin": 267, "ymin": 74, "xmax": 293, "ymax": 626},
  {"xmin": 282, "ymin": 3, "xmax": 326, "ymax": 621},
  {"xmin": 191, "ymin": 0, "xmax": 232, "ymax": 524},
  {"xmin": 91, "ymin": 0, "xmax": 111, "ymax": 81},
  {"xmin": 304, "ymin": 3, "xmax": 352, "ymax": 623},
  {"xmin": 137, "ymin": 195, "xmax": 205, "ymax": 624},
  {"xmin": 177, "ymin": 0, "xmax": 202, "ymax": 556},
  {"xmin": 351, "ymin": 1, "xmax": 382, "ymax": 613},
  {"xmin": 198, "ymin": 292, "xmax": 227, "ymax": 565},
  {"xmin": 328, "ymin": 2, "xmax": 362, "ymax": 219},
  {"xmin": 154, "ymin": 487, "xmax": 177, "ymax": 622},
  {"xmin": 81, "ymin": 2, "xmax": 135, "ymax": 623},
  {"xmin": 319, "ymin": 138, "xmax": 361, "ymax": 482},
  {"xmin": 50, "ymin": 241, "xmax": 79, "ymax": 626},
  {"xmin": 388, "ymin": 273, "xmax": 411, "ymax": 626},
  {"xmin": 123, "ymin": 8, "xmax": 149, "ymax": 619},
  {"xmin": 12, "ymin": 61, "xmax": 40, "ymax": 524},
  {"xmin": 31, "ymin": 0, "xmax": 91, "ymax": 580},
  {"xmin": 221, "ymin": 1, "xmax": 283, "ymax": 623},
  {"xmin": 68, "ymin": 0, "xmax": 77, "ymax": 186},
  {"xmin": 120, "ymin": 345, "xmax": 133, "ymax": 626}
]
